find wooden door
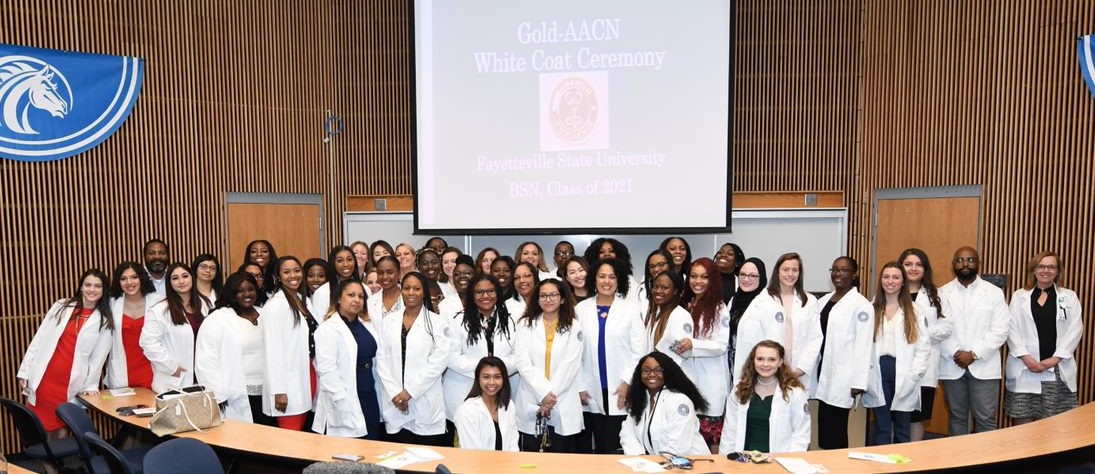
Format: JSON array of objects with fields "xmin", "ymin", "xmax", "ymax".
[
  {"xmin": 874, "ymin": 193, "xmax": 980, "ymax": 436},
  {"xmin": 227, "ymin": 202, "xmax": 324, "ymax": 271}
]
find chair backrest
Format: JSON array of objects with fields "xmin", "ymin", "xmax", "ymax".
[
  {"xmin": 303, "ymin": 461, "xmax": 395, "ymax": 473},
  {"xmin": 0, "ymin": 397, "xmax": 49, "ymax": 452},
  {"xmin": 143, "ymin": 438, "xmax": 222, "ymax": 474},
  {"xmin": 435, "ymin": 464, "xmax": 454, "ymax": 474},
  {"xmin": 55, "ymin": 402, "xmax": 97, "ymax": 461},
  {"xmin": 84, "ymin": 432, "xmax": 135, "ymax": 474}
]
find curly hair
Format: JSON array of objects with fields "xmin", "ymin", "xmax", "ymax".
[
  {"xmin": 588, "ymin": 258, "xmax": 631, "ymax": 298},
  {"xmin": 734, "ymin": 340, "xmax": 803, "ymax": 404},
  {"xmin": 110, "ymin": 261, "xmax": 155, "ymax": 298},
  {"xmin": 682, "ymin": 258, "xmax": 723, "ymax": 338},
  {"xmin": 583, "ymin": 238, "xmax": 633, "ymax": 278},
  {"xmin": 626, "ymin": 351, "xmax": 708, "ymax": 422}
]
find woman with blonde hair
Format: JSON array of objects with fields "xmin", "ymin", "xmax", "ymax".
[{"xmin": 1005, "ymin": 251, "xmax": 1083, "ymax": 424}]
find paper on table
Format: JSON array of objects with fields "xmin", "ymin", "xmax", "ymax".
[
  {"xmin": 108, "ymin": 388, "xmax": 136, "ymax": 397},
  {"xmin": 376, "ymin": 448, "xmax": 445, "ymax": 469},
  {"xmin": 405, "ymin": 446, "xmax": 444, "ymax": 461},
  {"xmin": 617, "ymin": 457, "xmax": 666, "ymax": 473},
  {"xmin": 775, "ymin": 457, "xmax": 824, "ymax": 474}
]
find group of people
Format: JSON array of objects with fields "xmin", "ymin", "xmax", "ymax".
[{"xmin": 17, "ymin": 236, "xmax": 1082, "ymax": 458}]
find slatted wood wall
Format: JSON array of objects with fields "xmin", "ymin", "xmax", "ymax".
[{"xmin": 2, "ymin": 0, "xmax": 1094, "ymax": 453}]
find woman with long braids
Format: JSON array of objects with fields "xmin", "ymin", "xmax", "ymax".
[{"xmin": 620, "ymin": 351, "xmax": 709, "ymax": 456}]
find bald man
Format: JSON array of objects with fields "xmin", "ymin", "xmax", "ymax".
[{"xmin": 937, "ymin": 246, "xmax": 1010, "ymax": 435}]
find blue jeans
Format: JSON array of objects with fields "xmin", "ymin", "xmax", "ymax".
[{"xmin": 873, "ymin": 355, "xmax": 911, "ymax": 445}]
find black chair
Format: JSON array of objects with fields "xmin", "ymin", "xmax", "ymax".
[
  {"xmin": 435, "ymin": 464, "xmax": 453, "ymax": 474},
  {"xmin": 143, "ymin": 438, "xmax": 223, "ymax": 474},
  {"xmin": 0, "ymin": 396, "xmax": 80, "ymax": 469},
  {"xmin": 84, "ymin": 433, "xmax": 136, "ymax": 474},
  {"xmin": 55, "ymin": 402, "xmax": 147, "ymax": 473}
]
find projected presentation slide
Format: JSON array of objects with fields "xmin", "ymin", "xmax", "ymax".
[{"xmin": 414, "ymin": 0, "xmax": 732, "ymax": 233}]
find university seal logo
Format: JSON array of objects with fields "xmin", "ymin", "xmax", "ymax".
[
  {"xmin": 539, "ymin": 71, "xmax": 609, "ymax": 151},
  {"xmin": 0, "ymin": 44, "xmax": 144, "ymax": 162},
  {"xmin": 549, "ymin": 77, "xmax": 597, "ymax": 143}
]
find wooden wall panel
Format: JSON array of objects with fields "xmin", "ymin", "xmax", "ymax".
[{"xmin": 2, "ymin": 0, "xmax": 1094, "ymax": 453}]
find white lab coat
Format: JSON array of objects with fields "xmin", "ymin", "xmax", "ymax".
[
  {"xmin": 454, "ymin": 397, "xmax": 520, "ymax": 451},
  {"xmin": 619, "ymin": 389, "xmax": 709, "ymax": 456},
  {"xmin": 439, "ymin": 281, "xmax": 460, "ymax": 302},
  {"xmin": 367, "ymin": 289, "xmax": 404, "ymax": 320},
  {"xmin": 718, "ymin": 384, "xmax": 811, "ymax": 454},
  {"xmin": 734, "ymin": 293, "xmax": 822, "ymax": 391},
  {"xmin": 865, "ymin": 306, "xmax": 931, "ymax": 412},
  {"xmin": 105, "ymin": 294, "xmax": 163, "ymax": 389},
  {"xmin": 261, "ymin": 290, "xmax": 314, "ymax": 417},
  {"xmin": 1006, "ymin": 286, "xmax": 1083, "ymax": 393},
  {"xmin": 512, "ymin": 317, "xmax": 585, "ymax": 436},
  {"xmin": 437, "ymin": 295, "xmax": 464, "ymax": 321},
  {"xmin": 194, "ymin": 307, "xmax": 261, "ymax": 422},
  {"xmin": 810, "ymin": 289, "xmax": 875, "ymax": 407},
  {"xmin": 139, "ymin": 299, "xmax": 206, "ymax": 394},
  {"xmin": 306, "ymin": 282, "xmax": 332, "ymax": 321},
  {"xmin": 18, "ymin": 300, "xmax": 113, "ymax": 405},
  {"xmin": 938, "ymin": 277, "xmax": 1010, "ymax": 380},
  {"xmin": 443, "ymin": 309, "xmax": 521, "ymax": 420},
  {"xmin": 311, "ymin": 314, "xmax": 376, "ymax": 438},
  {"xmin": 575, "ymin": 295, "xmax": 646, "ymax": 416},
  {"xmin": 648, "ymin": 305, "xmax": 693, "ymax": 370},
  {"xmin": 504, "ymin": 295, "xmax": 528, "ymax": 321},
  {"xmin": 913, "ymin": 287, "xmax": 952, "ymax": 388},
  {"xmin": 676, "ymin": 304, "xmax": 732, "ymax": 416},
  {"xmin": 376, "ymin": 307, "xmax": 453, "ymax": 435}
]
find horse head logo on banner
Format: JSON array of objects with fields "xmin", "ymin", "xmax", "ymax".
[{"xmin": 0, "ymin": 44, "xmax": 144, "ymax": 162}]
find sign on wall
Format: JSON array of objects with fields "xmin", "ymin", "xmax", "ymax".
[{"xmin": 0, "ymin": 44, "xmax": 144, "ymax": 162}]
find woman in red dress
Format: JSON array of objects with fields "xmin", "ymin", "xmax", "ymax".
[
  {"xmin": 104, "ymin": 262, "xmax": 160, "ymax": 390},
  {"xmin": 18, "ymin": 269, "xmax": 114, "ymax": 437}
]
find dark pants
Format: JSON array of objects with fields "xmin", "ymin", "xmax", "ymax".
[
  {"xmin": 873, "ymin": 355, "xmax": 911, "ymax": 445},
  {"xmin": 396, "ymin": 428, "xmax": 446, "ymax": 447},
  {"xmin": 583, "ymin": 390, "xmax": 626, "ymax": 454},
  {"xmin": 519, "ymin": 431, "xmax": 579, "ymax": 453},
  {"xmin": 817, "ymin": 401, "xmax": 850, "ymax": 449},
  {"xmin": 248, "ymin": 394, "xmax": 278, "ymax": 427}
]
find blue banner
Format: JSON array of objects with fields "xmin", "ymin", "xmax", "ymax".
[
  {"xmin": 1081, "ymin": 34, "xmax": 1095, "ymax": 101},
  {"xmin": 0, "ymin": 44, "xmax": 144, "ymax": 162}
]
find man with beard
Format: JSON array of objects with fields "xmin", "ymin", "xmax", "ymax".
[
  {"xmin": 938, "ymin": 246, "xmax": 1009, "ymax": 435},
  {"xmin": 143, "ymin": 239, "xmax": 170, "ymax": 297}
]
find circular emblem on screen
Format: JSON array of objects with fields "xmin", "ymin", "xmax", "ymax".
[
  {"xmin": 682, "ymin": 322, "xmax": 693, "ymax": 335},
  {"xmin": 856, "ymin": 311, "xmax": 869, "ymax": 323},
  {"xmin": 677, "ymin": 403, "xmax": 690, "ymax": 416},
  {"xmin": 549, "ymin": 77, "xmax": 598, "ymax": 143},
  {"xmin": 775, "ymin": 312, "xmax": 784, "ymax": 323}
]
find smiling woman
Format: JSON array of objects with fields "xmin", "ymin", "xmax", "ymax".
[{"xmin": 262, "ymin": 256, "xmax": 320, "ymax": 431}]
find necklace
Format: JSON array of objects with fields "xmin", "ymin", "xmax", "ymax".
[{"xmin": 756, "ymin": 377, "xmax": 777, "ymax": 386}]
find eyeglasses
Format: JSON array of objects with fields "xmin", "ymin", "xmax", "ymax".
[
  {"xmin": 738, "ymin": 273, "xmax": 759, "ymax": 280},
  {"xmin": 198, "ymin": 264, "xmax": 218, "ymax": 271},
  {"xmin": 640, "ymin": 367, "xmax": 664, "ymax": 375},
  {"xmin": 649, "ymin": 261, "xmax": 669, "ymax": 269},
  {"xmin": 539, "ymin": 292, "xmax": 561, "ymax": 301},
  {"xmin": 473, "ymin": 289, "xmax": 495, "ymax": 297},
  {"xmin": 953, "ymin": 257, "xmax": 977, "ymax": 264},
  {"xmin": 1036, "ymin": 264, "xmax": 1058, "ymax": 271}
]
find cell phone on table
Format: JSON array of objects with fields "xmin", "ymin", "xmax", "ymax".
[
  {"xmin": 332, "ymin": 453, "xmax": 363, "ymax": 462},
  {"xmin": 660, "ymin": 452, "xmax": 692, "ymax": 469}
]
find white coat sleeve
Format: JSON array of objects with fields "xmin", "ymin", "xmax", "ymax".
[
  {"xmin": 795, "ymin": 302, "xmax": 824, "ymax": 376},
  {"xmin": 849, "ymin": 301, "xmax": 875, "ymax": 391},
  {"xmin": 447, "ymin": 321, "xmax": 480, "ymax": 377},
  {"xmin": 1006, "ymin": 294, "xmax": 1032, "ymax": 358},
  {"xmin": 939, "ymin": 291, "xmax": 962, "ymax": 358},
  {"xmin": 787, "ymin": 389, "xmax": 811, "ymax": 452},
  {"xmin": 733, "ymin": 300, "xmax": 766, "ymax": 380},
  {"xmin": 1054, "ymin": 292, "xmax": 1083, "ymax": 360},
  {"xmin": 313, "ymin": 323, "xmax": 349, "ymax": 403},
  {"xmin": 17, "ymin": 302, "xmax": 63, "ymax": 379},
  {"xmin": 514, "ymin": 325, "xmax": 550, "ymax": 401},
  {"xmin": 689, "ymin": 307, "xmax": 729, "ymax": 357},
  {"xmin": 83, "ymin": 325, "xmax": 113, "ymax": 391},
  {"xmin": 375, "ymin": 317, "xmax": 401, "ymax": 400},
  {"xmin": 718, "ymin": 395, "xmax": 740, "ymax": 455},
  {"xmin": 908, "ymin": 315, "xmax": 931, "ymax": 382},
  {"xmin": 139, "ymin": 304, "xmax": 178, "ymax": 375},
  {"xmin": 453, "ymin": 402, "xmax": 485, "ymax": 450},
  {"xmin": 621, "ymin": 307, "xmax": 647, "ymax": 386},
  {"xmin": 261, "ymin": 298, "xmax": 292, "ymax": 397},
  {"xmin": 971, "ymin": 291, "xmax": 1010, "ymax": 360},
  {"xmin": 663, "ymin": 396, "xmax": 705, "ymax": 456},
  {"xmin": 194, "ymin": 316, "xmax": 228, "ymax": 404},
  {"xmin": 619, "ymin": 416, "xmax": 644, "ymax": 455},
  {"xmin": 405, "ymin": 314, "xmax": 454, "ymax": 399}
]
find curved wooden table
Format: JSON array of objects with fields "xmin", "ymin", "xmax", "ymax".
[{"xmin": 80, "ymin": 389, "xmax": 1095, "ymax": 473}]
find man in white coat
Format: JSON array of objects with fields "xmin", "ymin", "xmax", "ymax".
[{"xmin": 938, "ymin": 247, "xmax": 1009, "ymax": 435}]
